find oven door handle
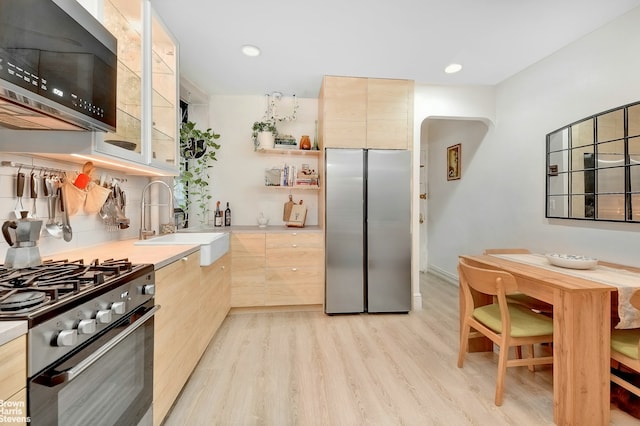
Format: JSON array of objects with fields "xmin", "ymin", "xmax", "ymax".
[{"xmin": 48, "ymin": 305, "xmax": 160, "ymax": 386}]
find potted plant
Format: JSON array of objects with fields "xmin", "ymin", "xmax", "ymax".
[
  {"xmin": 252, "ymin": 120, "xmax": 277, "ymax": 150},
  {"xmin": 176, "ymin": 121, "xmax": 221, "ymax": 227}
]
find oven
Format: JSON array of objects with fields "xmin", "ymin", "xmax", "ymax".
[
  {"xmin": 0, "ymin": 259, "xmax": 157, "ymax": 426},
  {"xmin": 29, "ymin": 300, "xmax": 157, "ymax": 426}
]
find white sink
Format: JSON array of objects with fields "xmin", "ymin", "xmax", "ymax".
[{"xmin": 134, "ymin": 232, "xmax": 229, "ymax": 266}]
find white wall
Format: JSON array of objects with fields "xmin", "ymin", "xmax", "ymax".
[
  {"xmin": 205, "ymin": 95, "xmax": 319, "ymax": 227},
  {"xmin": 425, "ymin": 119, "xmax": 490, "ymax": 279},
  {"xmin": 423, "ymin": 6, "xmax": 640, "ymax": 282}
]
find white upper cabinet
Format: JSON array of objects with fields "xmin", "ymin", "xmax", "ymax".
[
  {"xmin": 149, "ymin": 10, "xmax": 179, "ymax": 171},
  {"xmin": 79, "ymin": 0, "xmax": 179, "ymax": 175}
]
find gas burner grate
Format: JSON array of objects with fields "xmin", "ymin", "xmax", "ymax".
[{"xmin": 0, "ymin": 258, "xmax": 139, "ymax": 312}]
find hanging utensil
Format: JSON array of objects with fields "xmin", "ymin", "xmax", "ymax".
[
  {"xmin": 13, "ymin": 171, "xmax": 26, "ymax": 218},
  {"xmin": 29, "ymin": 172, "xmax": 37, "ymax": 218},
  {"xmin": 43, "ymin": 177, "xmax": 62, "ymax": 239},
  {"xmin": 117, "ymin": 188, "xmax": 130, "ymax": 229},
  {"xmin": 59, "ymin": 186, "xmax": 73, "ymax": 242}
]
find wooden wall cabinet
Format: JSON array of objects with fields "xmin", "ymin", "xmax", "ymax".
[
  {"xmin": 154, "ymin": 251, "xmax": 230, "ymax": 425},
  {"xmin": 320, "ymin": 76, "xmax": 367, "ymax": 148},
  {"xmin": 0, "ymin": 335, "xmax": 26, "ymax": 425},
  {"xmin": 319, "ymin": 76, "xmax": 414, "ymax": 150},
  {"xmin": 231, "ymin": 232, "xmax": 324, "ymax": 307}
]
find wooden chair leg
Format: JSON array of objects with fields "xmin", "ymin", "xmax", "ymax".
[
  {"xmin": 495, "ymin": 345, "xmax": 509, "ymax": 406},
  {"xmin": 458, "ymin": 322, "xmax": 470, "ymax": 368},
  {"xmin": 527, "ymin": 344, "xmax": 535, "ymax": 372}
]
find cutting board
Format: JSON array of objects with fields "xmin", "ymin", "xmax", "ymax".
[{"xmin": 283, "ymin": 195, "xmax": 295, "ymax": 221}]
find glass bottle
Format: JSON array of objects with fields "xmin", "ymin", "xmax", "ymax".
[
  {"xmin": 214, "ymin": 201, "xmax": 222, "ymax": 227},
  {"xmin": 224, "ymin": 202, "xmax": 231, "ymax": 226}
]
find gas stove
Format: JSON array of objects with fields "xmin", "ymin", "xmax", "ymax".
[
  {"xmin": 0, "ymin": 258, "xmax": 155, "ymax": 377},
  {"xmin": 0, "ymin": 258, "xmax": 152, "ymax": 325}
]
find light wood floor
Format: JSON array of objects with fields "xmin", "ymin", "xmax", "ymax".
[{"xmin": 164, "ymin": 273, "xmax": 639, "ymax": 425}]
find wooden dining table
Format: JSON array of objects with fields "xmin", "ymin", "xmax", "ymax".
[{"xmin": 459, "ymin": 254, "xmax": 620, "ymax": 426}]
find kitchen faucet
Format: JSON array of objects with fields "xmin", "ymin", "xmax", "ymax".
[{"xmin": 140, "ymin": 180, "xmax": 175, "ymax": 240}]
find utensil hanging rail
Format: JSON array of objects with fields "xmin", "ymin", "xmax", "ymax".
[
  {"xmin": 1, "ymin": 160, "xmax": 68, "ymax": 175},
  {"xmin": 1, "ymin": 161, "xmax": 127, "ymax": 182}
]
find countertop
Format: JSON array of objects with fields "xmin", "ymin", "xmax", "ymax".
[
  {"xmin": 213, "ymin": 225, "xmax": 322, "ymax": 233},
  {"xmin": 0, "ymin": 321, "xmax": 27, "ymax": 346},
  {"xmin": 44, "ymin": 239, "xmax": 200, "ymax": 269},
  {"xmin": 43, "ymin": 226, "xmax": 322, "ymax": 269}
]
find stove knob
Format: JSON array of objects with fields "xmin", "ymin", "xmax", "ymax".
[
  {"xmin": 96, "ymin": 309, "xmax": 112, "ymax": 324},
  {"xmin": 111, "ymin": 301, "xmax": 126, "ymax": 315},
  {"xmin": 77, "ymin": 319, "xmax": 96, "ymax": 335},
  {"xmin": 56, "ymin": 330, "xmax": 78, "ymax": 347},
  {"xmin": 142, "ymin": 284, "xmax": 155, "ymax": 295}
]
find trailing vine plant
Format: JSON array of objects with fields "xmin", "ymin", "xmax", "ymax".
[{"xmin": 176, "ymin": 121, "xmax": 221, "ymax": 226}]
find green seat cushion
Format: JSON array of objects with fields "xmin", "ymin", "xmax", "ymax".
[
  {"xmin": 472, "ymin": 303, "xmax": 553, "ymax": 337},
  {"xmin": 611, "ymin": 329, "xmax": 640, "ymax": 360}
]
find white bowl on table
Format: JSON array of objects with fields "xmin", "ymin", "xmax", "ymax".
[{"xmin": 545, "ymin": 253, "xmax": 598, "ymax": 270}]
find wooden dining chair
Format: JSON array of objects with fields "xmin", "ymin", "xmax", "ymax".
[
  {"xmin": 483, "ymin": 248, "xmax": 553, "ymax": 314},
  {"xmin": 611, "ymin": 290, "xmax": 640, "ymax": 397},
  {"xmin": 457, "ymin": 257, "xmax": 554, "ymax": 406}
]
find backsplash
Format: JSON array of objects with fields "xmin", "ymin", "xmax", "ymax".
[{"xmin": 0, "ymin": 152, "xmax": 151, "ymax": 262}]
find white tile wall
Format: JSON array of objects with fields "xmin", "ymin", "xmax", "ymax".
[{"xmin": 0, "ymin": 152, "xmax": 151, "ymax": 261}]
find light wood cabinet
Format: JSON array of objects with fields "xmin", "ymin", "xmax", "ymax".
[
  {"xmin": 366, "ymin": 78, "xmax": 413, "ymax": 149},
  {"xmin": 154, "ymin": 252, "xmax": 199, "ymax": 426},
  {"xmin": 199, "ymin": 253, "xmax": 231, "ymax": 350},
  {"xmin": 266, "ymin": 232, "xmax": 324, "ymax": 306},
  {"xmin": 0, "ymin": 335, "xmax": 26, "ymax": 425},
  {"xmin": 231, "ymin": 232, "xmax": 324, "ymax": 307},
  {"xmin": 320, "ymin": 76, "xmax": 367, "ymax": 148},
  {"xmin": 231, "ymin": 233, "xmax": 266, "ymax": 307},
  {"xmin": 319, "ymin": 76, "xmax": 414, "ymax": 150},
  {"xmin": 154, "ymin": 250, "xmax": 230, "ymax": 426}
]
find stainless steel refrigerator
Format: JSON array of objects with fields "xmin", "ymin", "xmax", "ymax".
[{"xmin": 325, "ymin": 148, "xmax": 411, "ymax": 314}]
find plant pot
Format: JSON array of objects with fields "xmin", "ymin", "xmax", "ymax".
[{"xmin": 257, "ymin": 131, "xmax": 275, "ymax": 149}]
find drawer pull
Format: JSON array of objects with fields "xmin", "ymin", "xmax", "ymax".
[
  {"xmin": 291, "ymin": 268, "xmax": 298, "ymax": 272},
  {"xmin": 292, "ymin": 232, "xmax": 297, "ymax": 236},
  {"xmin": 181, "ymin": 257, "xmax": 188, "ymax": 262},
  {"xmin": 292, "ymin": 244, "xmax": 298, "ymax": 248}
]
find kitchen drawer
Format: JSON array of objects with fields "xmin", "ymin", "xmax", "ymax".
[
  {"xmin": 266, "ymin": 266, "xmax": 324, "ymax": 305},
  {"xmin": 266, "ymin": 232, "xmax": 322, "ymax": 249},
  {"xmin": 231, "ymin": 234, "xmax": 265, "ymax": 257},
  {"xmin": 266, "ymin": 247, "xmax": 323, "ymax": 267},
  {"xmin": 0, "ymin": 335, "xmax": 26, "ymax": 401}
]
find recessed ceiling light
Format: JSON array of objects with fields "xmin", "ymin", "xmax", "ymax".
[
  {"xmin": 444, "ymin": 63, "xmax": 463, "ymax": 74},
  {"xmin": 241, "ymin": 45, "xmax": 261, "ymax": 57}
]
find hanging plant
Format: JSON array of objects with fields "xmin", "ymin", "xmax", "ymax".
[{"xmin": 176, "ymin": 121, "xmax": 221, "ymax": 226}]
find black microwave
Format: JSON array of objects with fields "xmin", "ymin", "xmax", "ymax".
[{"xmin": 0, "ymin": 0, "xmax": 117, "ymax": 132}]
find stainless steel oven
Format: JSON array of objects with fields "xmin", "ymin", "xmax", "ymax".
[
  {"xmin": 29, "ymin": 300, "xmax": 157, "ymax": 426},
  {"xmin": 0, "ymin": 259, "xmax": 157, "ymax": 426}
]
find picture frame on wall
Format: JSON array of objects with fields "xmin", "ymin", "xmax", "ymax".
[{"xmin": 447, "ymin": 143, "xmax": 461, "ymax": 181}]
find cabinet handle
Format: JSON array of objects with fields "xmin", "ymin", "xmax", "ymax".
[
  {"xmin": 221, "ymin": 266, "xmax": 225, "ymax": 270},
  {"xmin": 292, "ymin": 244, "xmax": 298, "ymax": 248},
  {"xmin": 291, "ymin": 268, "xmax": 298, "ymax": 272},
  {"xmin": 292, "ymin": 232, "xmax": 297, "ymax": 236},
  {"xmin": 181, "ymin": 257, "xmax": 188, "ymax": 262}
]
